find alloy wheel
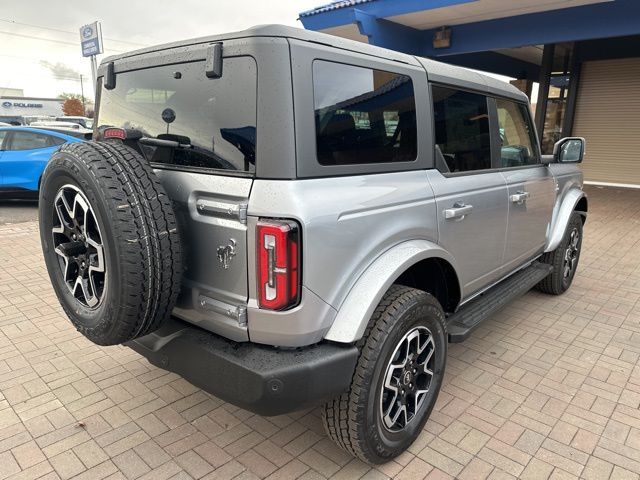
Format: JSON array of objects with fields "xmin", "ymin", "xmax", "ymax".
[
  {"xmin": 51, "ymin": 185, "xmax": 106, "ymax": 308},
  {"xmin": 563, "ymin": 228, "xmax": 580, "ymax": 279},
  {"xmin": 380, "ymin": 326, "xmax": 435, "ymax": 432}
]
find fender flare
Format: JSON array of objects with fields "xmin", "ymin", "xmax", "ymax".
[
  {"xmin": 324, "ymin": 239, "xmax": 460, "ymax": 344},
  {"xmin": 545, "ymin": 189, "xmax": 587, "ymax": 252}
]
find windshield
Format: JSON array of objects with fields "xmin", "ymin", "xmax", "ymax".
[{"xmin": 96, "ymin": 57, "xmax": 257, "ymax": 173}]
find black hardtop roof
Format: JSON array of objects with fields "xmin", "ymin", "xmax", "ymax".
[{"xmin": 101, "ymin": 24, "xmax": 525, "ymax": 101}]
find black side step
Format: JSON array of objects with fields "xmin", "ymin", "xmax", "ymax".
[{"xmin": 447, "ymin": 262, "xmax": 552, "ymax": 343}]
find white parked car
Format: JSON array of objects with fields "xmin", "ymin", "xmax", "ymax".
[
  {"xmin": 29, "ymin": 122, "xmax": 92, "ymax": 139},
  {"xmin": 32, "ymin": 121, "xmax": 81, "ymax": 130},
  {"xmin": 55, "ymin": 116, "xmax": 93, "ymax": 129},
  {"xmin": 31, "ymin": 121, "xmax": 91, "ymax": 133}
]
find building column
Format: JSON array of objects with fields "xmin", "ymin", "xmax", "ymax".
[
  {"xmin": 534, "ymin": 44, "xmax": 554, "ymax": 138},
  {"xmin": 561, "ymin": 53, "xmax": 582, "ymax": 137}
]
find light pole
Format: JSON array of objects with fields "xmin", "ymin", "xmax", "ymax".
[
  {"xmin": 90, "ymin": 56, "xmax": 98, "ymax": 94},
  {"xmin": 79, "ymin": 74, "xmax": 86, "ymax": 116},
  {"xmin": 79, "ymin": 22, "xmax": 103, "ymax": 102}
]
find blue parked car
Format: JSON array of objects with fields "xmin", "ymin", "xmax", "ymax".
[{"xmin": 0, "ymin": 127, "xmax": 83, "ymax": 198}]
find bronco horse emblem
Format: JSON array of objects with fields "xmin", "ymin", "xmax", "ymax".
[{"xmin": 217, "ymin": 239, "xmax": 237, "ymax": 269}]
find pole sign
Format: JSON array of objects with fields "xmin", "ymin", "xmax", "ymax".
[{"xmin": 79, "ymin": 22, "xmax": 103, "ymax": 57}]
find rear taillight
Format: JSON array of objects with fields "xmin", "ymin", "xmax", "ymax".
[{"xmin": 256, "ymin": 219, "xmax": 301, "ymax": 310}]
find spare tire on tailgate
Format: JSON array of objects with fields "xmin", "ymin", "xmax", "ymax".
[{"xmin": 39, "ymin": 141, "xmax": 183, "ymax": 346}]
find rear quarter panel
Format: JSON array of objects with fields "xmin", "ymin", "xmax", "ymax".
[{"xmin": 247, "ymin": 170, "xmax": 438, "ymax": 311}]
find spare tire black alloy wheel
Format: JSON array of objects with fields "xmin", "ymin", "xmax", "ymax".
[
  {"xmin": 39, "ymin": 141, "xmax": 183, "ymax": 346},
  {"xmin": 52, "ymin": 185, "xmax": 106, "ymax": 309}
]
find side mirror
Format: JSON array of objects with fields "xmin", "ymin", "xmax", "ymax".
[{"xmin": 553, "ymin": 137, "xmax": 585, "ymax": 163}]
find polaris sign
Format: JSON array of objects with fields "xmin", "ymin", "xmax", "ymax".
[
  {"xmin": 2, "ymin": 101, "xmax": 43, "ymax": 108},
  {"xmin": 0, "ymin": 97, "xmax": 64, "ymax": 117}
]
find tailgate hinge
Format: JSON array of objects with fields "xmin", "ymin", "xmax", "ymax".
[
  {"xmin": 198, "ymin": 295, "xmax": 247, "ymax": 327},
  {"xmin": 238, "ymin": 204, "xmax": 247, "ymax": 224},
  {"xmin": 196, "ymin": 200, "xmax": 248, "ymax": 224}
]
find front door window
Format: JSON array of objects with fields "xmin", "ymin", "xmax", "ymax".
[{"xmin": 496, "ymin": 98, "xmax": 539, "ymax": 168}]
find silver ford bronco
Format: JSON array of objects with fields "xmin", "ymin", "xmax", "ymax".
[{"xmin": 38, "ymin": 25, "xmax": 587, "ymax": 463}]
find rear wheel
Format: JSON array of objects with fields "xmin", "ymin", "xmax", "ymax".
[
  {"xmin": 536, "ymin": 212, "xmax": 583, "ymax": 295},
  {"xmin": 39, "ymin": 141, "xmax": 183, "ymax": 345},
  {"xmin": 321, "ymin": 285, "xmax": 447, "ymax": 464}
]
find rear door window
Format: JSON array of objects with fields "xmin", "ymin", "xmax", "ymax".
[
  {"xmin": 432, "ymin": 86, "xmax": 492, "ymax": 173},
  {"xmin": 97, "ymin": 57, "xmax": 257, "ymax": 173},
  {"xmin": 313, "ymin": 60, "xmax": 417, "ymax": 165}
]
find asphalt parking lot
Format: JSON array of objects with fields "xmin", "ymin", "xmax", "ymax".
[
  {"xmin": 1, "ymin": 184, "xmax": 640, "ymax": 479},
  {"xmin": 0, "ymin": 200, "xmax": 38, "ymax": 226}
]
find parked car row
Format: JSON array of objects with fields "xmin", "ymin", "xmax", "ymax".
[
  {"xmin": 0, "ymin": 126, "xmax": 84, "ymax": 197},
  {"xmin": 30, "ymin": 121, "xmax": 92, "ymax": 138},
  {"xmin": 0, "ymin": 114, "xmax": 93, "ymax": 128}
]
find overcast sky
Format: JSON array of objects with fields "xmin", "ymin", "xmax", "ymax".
[{"xmin": 0, "ymin": 0, "xmax": 322, "ymax": 99}]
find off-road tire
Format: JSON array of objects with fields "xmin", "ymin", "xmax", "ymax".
[
  {"xmin": 536, "ymin": 212, "xmax": 583, "ymax": 295},
  {"xmin": 39, "ymin": 141, "xmax": 182, "ymax": 345},
  {"xmin": 321, "ymin": 285, "xmax": 447, "ymax": 464}
]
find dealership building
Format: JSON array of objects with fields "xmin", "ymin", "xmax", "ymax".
[
  {"xmin": 300, "ymin": 0, "xmax": 640, "ymax": 187},
  {"xmin": 0, "ymin": 95, "xmax": 64, "ymax": 124}
]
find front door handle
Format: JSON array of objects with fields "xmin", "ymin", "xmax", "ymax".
[
  {"xmin": 445, "ymin": 202, "xmax": 473, "ymax": 220},
  {"xmin": 510, "ymin": 191, "xmax": 530, "ymax": 204}
]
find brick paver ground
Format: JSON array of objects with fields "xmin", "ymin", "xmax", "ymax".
[{"xmin": 1, "ymin": 184, "xmax": 639, "ymax": 479}]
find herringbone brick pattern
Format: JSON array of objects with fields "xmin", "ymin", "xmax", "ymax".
[{"xmin": 0, "ymin": 185, "xmax": 639, "ymax": 479}]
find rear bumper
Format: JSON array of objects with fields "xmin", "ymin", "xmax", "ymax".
[{"xmin": 127, "ymin": 319, "xmax": 358, "ymax": 416}]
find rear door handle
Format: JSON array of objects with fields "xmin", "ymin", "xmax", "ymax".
[
  {"xmin": 510, "ymin": 191, "xmax": 530, "ymax": 204},
  {"xmin": 445, "ymin": 202, "xmax": 473, "ymax": 219}
]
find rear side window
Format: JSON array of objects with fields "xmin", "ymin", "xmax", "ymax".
[
  {"xmin": 8, "ymin": 131, "xmax": 52, "ymax": 151},
  {"xmin": 432, "ymin": 86, "xmax": 491, "ymax": 173},
  {"xmin": 313, "ymin": 60, "xmax": 417, "ymax": 166},
  {"xmin": 97, "ymin": 57, "xmax": 257, "ymax": 173}
]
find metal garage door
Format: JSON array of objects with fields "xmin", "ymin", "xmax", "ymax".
[{"xmin": 573, "ymin": 57, "xmax": 640, "ymax": 186}]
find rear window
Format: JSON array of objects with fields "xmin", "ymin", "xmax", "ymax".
[
  {"xmin": 8, "ymin": 131, "xmax": 53, "ymax": 150},
  {"xmin": 313, "ymin": 60, "xmax": 417, "ymax": 166},
  {"xmin": 97, "ymin": 57, "xmax": 257, "ymax": 173}
]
